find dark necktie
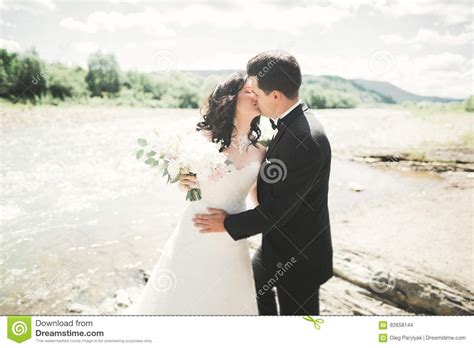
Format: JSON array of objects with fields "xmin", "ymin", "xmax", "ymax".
[{"xmin": 270, "ymin": 118, "xmax": 284, "ymax": 130}]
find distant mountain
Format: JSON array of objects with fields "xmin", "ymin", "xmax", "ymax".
[
  {"xmin": 178, "ymin": 71, "xmax": 460, "ymax": 104},
  {"xmin": 351, "ymin": 79, "xmax": 463, "ymax": 103},
  {"xmin": 302, "ymin": 75, "xmax": 396, "ymax": 105}
]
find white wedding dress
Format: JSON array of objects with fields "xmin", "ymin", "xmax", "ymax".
[{"xmin": 126, "ymin": 160, "xmax": 261, "ymax": 315}]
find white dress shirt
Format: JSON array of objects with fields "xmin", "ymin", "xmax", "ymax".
[
  {"xmin": 276, "ymin": 99, "xmax": 302, "ymax": 123},
  {"xmin": 272, "ymin": 99, "xmax": 302, "ymax": 135}
]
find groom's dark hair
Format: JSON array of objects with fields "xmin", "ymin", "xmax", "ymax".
[{"xmin": 246, "ymin": 50, "xmax": 301, "ymax": 99}]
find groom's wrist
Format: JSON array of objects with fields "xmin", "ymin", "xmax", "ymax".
[
  {"xmin": 223, "ymin": 215, "xmax": 230, "ymax": 231},
  {"xmin": 223, "ymin": 215, "xmax": 237, "ymax": 240}
]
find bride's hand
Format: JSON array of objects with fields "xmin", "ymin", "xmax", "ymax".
[{"xmin": 178, "ymin": 175, "xmax": 200, "ymax": 191}]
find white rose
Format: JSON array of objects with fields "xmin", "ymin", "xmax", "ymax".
[{"xmin": 167, "ymin": 160, "xmax": 181, "ymax": 180}]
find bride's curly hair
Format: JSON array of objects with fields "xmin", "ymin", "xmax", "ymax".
[{"xmin": 196, "ymin": 72, "xmax": 261, "ymax": 152}]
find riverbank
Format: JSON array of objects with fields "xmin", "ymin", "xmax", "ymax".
[{"xmin": 1, "ymin": 106, "xmax": 472, "ymax": 315}]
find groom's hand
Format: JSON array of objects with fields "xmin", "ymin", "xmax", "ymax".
[{"xmin": 193, "ymin": 208, "xmax": 229, "ymax": 233}]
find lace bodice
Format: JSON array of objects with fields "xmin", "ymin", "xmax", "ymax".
[{"xmin": 197, "ymin": 161, "xmax": 260, "ymax": 213}]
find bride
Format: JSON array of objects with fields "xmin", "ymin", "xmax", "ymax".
[{"xmin": 126, "ymin": 72, "xmax": 265, "ymax": 315}]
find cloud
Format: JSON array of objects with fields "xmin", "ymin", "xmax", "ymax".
[
  {"xmin": 296, "ymin": 51, "xmax": 470, "ymax": 98},
  {"xmin": 415, "ymin": 52, "xmax": 468, "ymax": 72},
  {"xmin": 70, "ymin": 41, "xmax": 99, "ymax": 54},
  {"xmin": 5, "ymin": 0, "xmax": 471, "ymax": 99},
  {"xmin": 0, "ymin": 38, "xmax": 21, "ymax": 51},
  {"xmin": 60, "ymin": 9, "xmax": 176, "ymax": 36},
  {"xmin": 0, "ymin": 0, "xmax": 55, "ymax": 11},
  {"xmin": 59, "ymin": 2, "xmax": 356, "ymax": 37},
  {"xmin": 381, "ymin": 28, "xmax": 473, "ymax": 46},
  {"xmin": 60, "ymin": 17, "xmax": 96, "ymax": 34},
  {"xmin": 173, "ymin": 3, "xmax": 354, "ymax": 32},
  {"xmin": 107, "ymin": 0, "xmax": 140, "ymax": 3},
  {"xmin": 380, "ymin": 34, "xmax": 404, "ymax": 45},
  {"xmin": 371, "ymin": 0, "xmax": 472, "ymax": 26},
  {"xmin": 34, "ymin": 0, "xmax": 55, "ymax": 10}
]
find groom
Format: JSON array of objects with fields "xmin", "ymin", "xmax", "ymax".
[{"xmin": 193, "ymin": 51, "xmax": 333, "ymax": 315}]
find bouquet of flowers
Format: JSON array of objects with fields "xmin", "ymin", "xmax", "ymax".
[{"xmin": 135, "ymin": 128, "xmax": 232, "ymax": 201}]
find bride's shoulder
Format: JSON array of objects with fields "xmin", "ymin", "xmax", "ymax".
[{"xmin": 198, "ymin": 129, "xmax": 213, "ymax": 142}]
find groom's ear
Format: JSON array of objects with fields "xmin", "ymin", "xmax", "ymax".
[{"xmin": 272, "ymin": 90, "xmax": 282, "ymax": 100}]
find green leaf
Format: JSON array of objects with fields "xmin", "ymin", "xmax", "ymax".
[
  {"xmin": 188, "ymin": 188, "xmax": 202, "ymax": 201},
  {"xmin": 136, "ymin": 149, "xmax": 144, "ymax": 160},
  {"xmin": 144, "ymin": 158, "xmax": 154, "ymax": 165},
  {"xmin": 169, "ymin": 175, "xmax": 180, "ymax": 184},
  {"xmin": 146, "ymin": 151, "xmax": 157, "ymax": 157},
  {"xmin": 137, "ymin": 138, "xmax": 148, "ymax": 147}
]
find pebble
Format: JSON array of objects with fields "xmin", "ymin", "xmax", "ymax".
[{"xmin": 348, "ymin": 182, "xmax": 364, "ymax": 192}]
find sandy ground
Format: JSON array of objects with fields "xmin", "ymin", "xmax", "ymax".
[{"xmin": 332, "ymin": 170, "xmax": 472, "ymax": 288}]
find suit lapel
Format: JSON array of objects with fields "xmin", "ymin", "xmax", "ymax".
[
  {"xmin": 258, "ymin": 104, "xmax": 305, "ymax": 200},
  {"xmin": 265, "ymin": 104, "xmax": 304, "ymax": 159}
]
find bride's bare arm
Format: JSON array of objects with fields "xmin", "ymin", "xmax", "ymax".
[
  {"xmin": 247, "ymin": 181, "xmax": 259, "ymax": 208},
  {"xmin": 246, "ymin": 143, "xmax": 266, "ymax": 207}
]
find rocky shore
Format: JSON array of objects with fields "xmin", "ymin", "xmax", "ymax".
[{"xmin": 66, "ymin": 243, "xmax": 474, "ymax": 315}]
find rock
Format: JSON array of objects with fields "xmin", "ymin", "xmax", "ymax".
[
  {"xmin": 354, "ymin": 152, "xmax": 474, "ymax": 173},
  {"xmin": 97, "ymin": 297, "xmax": 117, "ymax": 315},
  {"xmin": 94, "ymin": 286, "xmax": 144, "ymax": 314},
  {"xmin": 66, "ymin": 303, "xmax": 98, "ymax": 315},
  {"xmin": 348, "ymin": 182, "xmax": 364, "ymax": 192},
  {"xmin": 137, "ymin": 268, "xmax": 150, "ymax": 284},
  {"xmin": 334, "ymin": 247, "xmax": 474, "ymax": 315},
  {"xmin": 320, "ymin": 276, "xmax": 410, "ymax": 315},
  {"xmin": 93, "ymin": 242, "xmax": 472, "ymax": 315},
  {"xmin": 124, "ymin": 286, "xmax": 142, "ymax": 304},
  {"xmin": 114, "ymin": 289, "xmax": 131, "ymax": 308}
]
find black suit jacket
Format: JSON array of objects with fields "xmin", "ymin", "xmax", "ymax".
[{"xmin": 224, "ymin": 104, "xmax": 333, "ymax": 286}]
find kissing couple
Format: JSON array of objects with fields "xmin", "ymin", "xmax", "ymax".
[{"xmin": 126, "ymin": 50, "xmax": 333, "ymax": 316}]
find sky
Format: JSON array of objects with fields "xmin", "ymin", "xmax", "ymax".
[{"xmin": 0, "ymin": 0, "xmax": 472, "ymax": 99}]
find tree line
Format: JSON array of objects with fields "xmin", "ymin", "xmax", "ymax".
[{"xmin": 1, "ymin": 48, "xmax": 471, "ymax": 111}]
